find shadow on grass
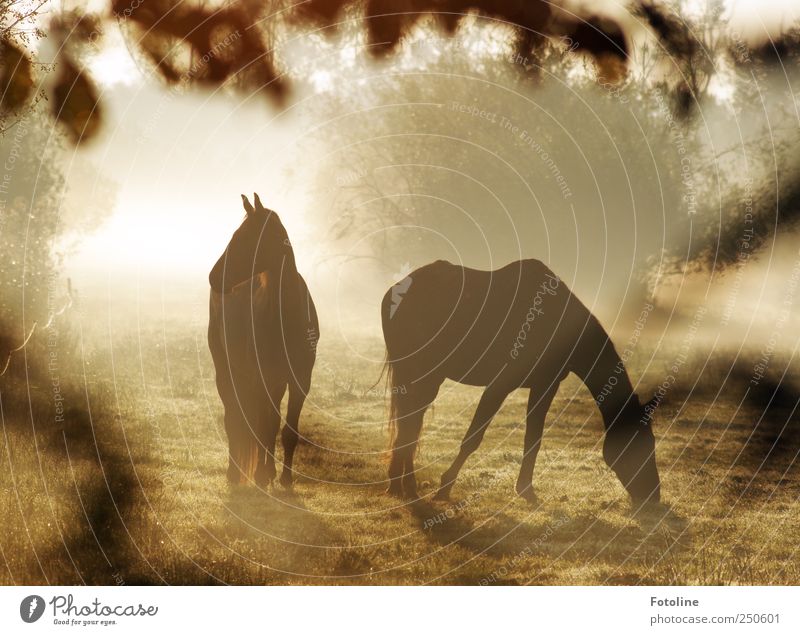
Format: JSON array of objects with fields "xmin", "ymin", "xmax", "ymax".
[
  {"xmin": 725, "ymin": 370, "xmax": 800, "ymax": 499},
  {"xmin": 675, "ymin": 359, "xmax": 800, "ymax": 497},
  {"xmin": 202, "ymin": 483, "xmax": 351, "ymax": 582},
  {"xmin": 223, "ymin": 483, "xmax": 333, "ymax": 539},
  {"xmin": 404, "ymin": 492, "xmax": 691, "ymax": 585},
  {"xmin": 1, "ymin": 362, "xmax": 154, "ymax": 583}
]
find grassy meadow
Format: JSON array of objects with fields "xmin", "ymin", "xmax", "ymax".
[{"xmin": 2, "ymin": 288, "xmax": 800, "ymax": 586}]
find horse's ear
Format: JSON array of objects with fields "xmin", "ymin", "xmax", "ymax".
[
  {"xmin": 241, "ymin": 194, "xmax": 254, "ymax": 215},
  {"xmin": 253, "ymin": 192, "xmax": 265, "ymax": 212}
]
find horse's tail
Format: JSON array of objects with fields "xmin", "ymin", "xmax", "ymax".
[
  {"xmin": 386, "ymin": 354, "xmax": 402, "ymax": 453},
  {"xmin": 363, "ymin": 348, "xmax": 396, "ymax": 448}
]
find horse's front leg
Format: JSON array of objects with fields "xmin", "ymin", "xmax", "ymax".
[
  {"xmin": 434, "ymin": 385, "xmax": 509, "ymax": 501},
  {"xmin": 255, "ymin": 382, "xmax": 287, "ymax": 487},
  {"xmin": 515, "ymin": 382, "xmax": 559, "ymax": 503},
  {"xmin": 279, "ymin": 381, "xmax": 308, "ymax": 488},
  {"xmin": 224, "ymin": 407, "xmax": 249, "ymax": 485}
]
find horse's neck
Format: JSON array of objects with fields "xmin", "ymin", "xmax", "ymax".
[
  {"xmin": 269, "ymin": 250, "xmax": 299, "ymax": 296},
  {"xmin": 573, "ymin": 320, "xmax": 635, "ymax": 430},
  {"xmin": 263, "ymin": 261, "xmax": 307, "ymax": 331},
  {"xmin": 276, "ymin": 264, "xmax": 301, "ymax": 305},
  {"xmin": 249, "ymin": 248, "xmax": 297, "ymax": 298}
]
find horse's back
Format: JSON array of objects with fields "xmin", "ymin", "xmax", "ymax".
[{"xmin": 382, "ymin": 259, "xmax": 595, "ymax": 386}]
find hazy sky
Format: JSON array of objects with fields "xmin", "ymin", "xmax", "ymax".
[
  {"xmin": 67, "ymin": 0, "xmax": 800, "ymax": 275},
  {"xmin": 58, "ymin": 0, "xmax": 800, "ymax": 340}
]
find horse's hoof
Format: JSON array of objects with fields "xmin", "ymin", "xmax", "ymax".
[
  {"xmin": 386, "ymin": 482, "xmax": 404, "ymax": 497},
  {"xmin": 432, "ymin": 488, "xmax": 451, "ymax": 502},
  {"xmin": 516, "ymin": 487, "xmax": 537, "ymax": 505},
  {"xmin": 279, "ymin": 472, "xmax": 293, "ymax": 489},
  {"xmin": 401, "ymin": 476, "xmax": 420, "ymax": 500},
  {"xmin": 254, "ymin": 468, "xmax": 274, "ymax": 488},
  {"xmin": 227, "ymin": 465, "xmax": 244, "ymax": 485}
]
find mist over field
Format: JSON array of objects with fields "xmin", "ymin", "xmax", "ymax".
[{"xmin": 2, "ymin": 0, "xmax": 800, "ymax": 585}]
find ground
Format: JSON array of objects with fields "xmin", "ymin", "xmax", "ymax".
[{"xmin": 2, "ymin": 299, "xmax": 799, "ymax": 585}]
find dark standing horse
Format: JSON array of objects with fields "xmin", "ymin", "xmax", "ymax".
[
  {"xmin": 381, "ymin": 259, "xmax": 660, "ymax": 504},
  {"xmin": 209, "ymin": 193, "xmax": 318, "ymax": 487}
]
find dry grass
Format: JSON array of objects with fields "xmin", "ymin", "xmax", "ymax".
[{"xmin": 2, "ymin": 308, "xmax": 800, "ymax": 585}]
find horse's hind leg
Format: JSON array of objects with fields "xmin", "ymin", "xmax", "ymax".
[
  {"xmin": 279, "ymin": 382, "xmax": 308, "ymax": 488},
  {"xmin": 387, "ymin": 377, "xmax": 440, "ymax": 499},
  {"xmin": 434, "ymin": 384, "xmax": 510, "ymax": 501},
  {"xmin": 255, "ymin": 382, "xmax": 287, "ymax": 487}
]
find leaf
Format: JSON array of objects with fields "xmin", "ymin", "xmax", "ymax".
[
  {"xmin": 290, "ymin": 0, "xmax": 349, "ymax": 27},
  {"xmin": 365, "ymin": 0, "xmax": 409, "ymax": 56},
  {"xmin": 51, "ymin": 58, "xmax": 102, "ymax": 144},
  {"xmin": 561, "ymin": 15, "xmax": 628, "ymax": 62},
  {"xmin": 636, "ymin": 1, "xmax": 698, "ymax": 59},
  {"xmin": 0, "ymin": 40, "xmax": 35, "ymax": 114},
  {"xmin": 51, "ymin": 11, "xmax": 104, "ymax": 45},
  {"xmin": 114, "ymin": 0, "xmax": 286, "ymax": 100}
]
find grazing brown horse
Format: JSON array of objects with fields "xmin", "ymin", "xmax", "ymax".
[
  {"xmin": 208, "ymin": 193, "xmax": 318, "ymax": 487},
  {"xmin": 381, "ymin": 259, "xmax": 660, "ymax": 504}
]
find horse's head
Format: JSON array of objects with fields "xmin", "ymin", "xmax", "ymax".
[
  {"xmin": 603, "ymin": 395, "xmax": 661, "ymax": 504},
  {"xmin": 209, "ymin": 193, "xmax": 295, "ymax": 293}
]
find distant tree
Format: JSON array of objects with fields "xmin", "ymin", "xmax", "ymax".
[
  {"xmin": 0, "ymin": 102, "xmax": 115, "ymax": 372},
  {"xmin": 285, "ymin": 28, "xmax": 707, "ymax": 316}
]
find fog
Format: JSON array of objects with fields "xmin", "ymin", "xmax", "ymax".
[
  {"xmin": 4, "ymin": 0, "xmax": 800, "ymax": 589},
  {"xmin": 0, "ymin": 2, "xmax": 796, "ymax": 356}
]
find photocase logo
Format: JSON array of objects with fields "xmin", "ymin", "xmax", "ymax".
[
  {"xmin": 389, "ymin": 262, "xmax": 413, "ymax": 319},
  {"xmin": 20, "ymin": 595, "xmax": 45, "ymax": 623}
]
